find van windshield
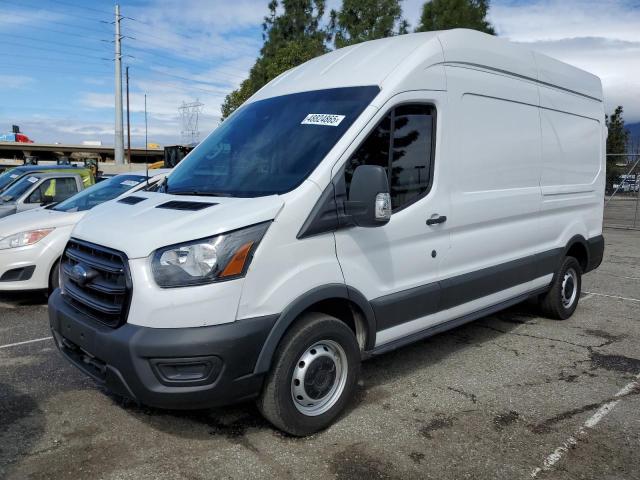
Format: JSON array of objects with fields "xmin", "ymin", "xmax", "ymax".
[{"xmin": 165, "ymin": 86, "xmax": 379, "ymax": 197}]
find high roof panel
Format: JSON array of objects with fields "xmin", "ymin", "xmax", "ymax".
[
  {"xmin": 249, "ymin": 32, "xmax": 441, "ymax": 102},
  {"xmin": 248, "ymin": 29, "xmax": 602, "ymax": 104}
]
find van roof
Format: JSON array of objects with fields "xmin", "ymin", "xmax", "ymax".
[{"xmin": 250, "ymin": 29, "xmax": 602, "ymax": 104}]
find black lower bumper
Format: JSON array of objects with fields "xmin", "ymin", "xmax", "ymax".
[
  {"xmin": 48, "ymin": 290, "xmax": 278, "ymax": 409},
  {"xmin": 586, "ymin": 234, "xmax": 605, "ymax": 273}
]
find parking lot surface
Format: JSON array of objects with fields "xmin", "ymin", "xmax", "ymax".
[{"xmin": 1, "ymin": 228, "xmax": 639, "ymax": 480}]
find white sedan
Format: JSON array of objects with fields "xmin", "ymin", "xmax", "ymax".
[{"xmin": 0, "ymin": 170, "xmax": 169, "ymax": 293}]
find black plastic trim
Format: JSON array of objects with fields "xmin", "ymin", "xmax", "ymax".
[
  {"xmin": 371, "ymin": 248, "xmax": 564, "ymax": 332},
  {"xmin": 49, "ymin": 289, "xmax": 278, "ymax": 409},
  {"xmin": 253, "ymin": 284, "xmax": 376, "ymax": 374},
  {"xmin": 156, "ymin": 200, "xmax": 217, "ymax": 211},
  {"xmin": 370, "ymin": 286, "xmax": 549, "ymax": 356},
  {"xmin": 373, "ymin": 282, "xmax": 440, "ymax": 331},
  {"xmin": 118, "ymin": 196, "xmax": 146, "ymax": 205},
  {"xmin": 296, "ymin": 181, "xmax": 339, "ymax": 239},
  {"xmin": 586, "ymin": 234, "xmax": 604, "ymax": 273},
  {"xmin": 0, "ymin": 265, "xmax": 36, "ymax": 282}
]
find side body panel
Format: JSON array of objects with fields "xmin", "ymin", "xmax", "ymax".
[
  {"xmin": 536, "ymin": 81, "xmax": 605, "ymax": 253},
  {"xmin": 236, "ymin": 180, "xmax": 345, "ymax": 321}
]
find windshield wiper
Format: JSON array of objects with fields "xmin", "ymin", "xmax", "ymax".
[{"xmin": 169, "ymin": 190, "xmax": 234, "ymax": 197}]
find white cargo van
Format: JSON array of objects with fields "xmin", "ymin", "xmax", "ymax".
[{"xmin": 49, "ymin": 29, "xmax": 605, "ymax": 436}]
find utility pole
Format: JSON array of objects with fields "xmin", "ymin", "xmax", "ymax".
[
  {"xmin": 114, "ymin": 4, "xmax": 125, "ymax": 165},
  {"xmin": 125, "ymin": 65, "xmax": 131, "ymax": 164}
]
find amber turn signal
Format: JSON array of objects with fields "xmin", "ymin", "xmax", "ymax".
[{"xmin": 220, "ymin": 241, "xmax": 254, "ymax": 277}]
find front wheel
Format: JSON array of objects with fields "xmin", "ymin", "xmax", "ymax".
[
  {"xmin": 48, "ymin": 260, "xmax": 60, "ymax": 296},
  {"xmin": 539, "ymin": 256, "xmax": 582, "ymax": 320},
  {"xmin": 257, "ymin": 312, "xmax": 361, "ymax": 436}
]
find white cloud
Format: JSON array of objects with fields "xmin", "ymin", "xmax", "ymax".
[
  {"xmin": 0, "ymin": 75, "xmax": 35, "ymax": 89},
  {"xmin": 490, "ymin": 0, "xmax": 640, "ymax": 43},
  {"xmin": 489, "ymin": 0, "xmax": 640, "ymax": 121}
]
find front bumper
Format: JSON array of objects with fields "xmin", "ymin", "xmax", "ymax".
[
  {"xmin": 0, "ymin": 243, "xmax": 52, "ymax": 291},
  {"xmin": 49, "ymin": 289, "xmax": 278, "ymax": 409}
]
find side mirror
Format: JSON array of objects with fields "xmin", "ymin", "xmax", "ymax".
[
  {"xmin": 347, "ymin": 165, "xmax": 391, "ymax": 227},
  {"xmin": 41, "ymin": 195, "xmax": 55, "ymax": 206}
]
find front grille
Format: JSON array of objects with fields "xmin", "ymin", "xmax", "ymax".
[{"xmin": 61, "ymin": 239, "xmax": 132, "ymax": 328}]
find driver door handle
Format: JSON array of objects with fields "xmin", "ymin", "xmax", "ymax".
[{"xmin": 426, "ymin": 215, "xmax": 447, "ymax": 226}]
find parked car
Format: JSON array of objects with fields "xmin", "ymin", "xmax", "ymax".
[
  {"xmin": 0, "ymin": 172, "xmax": 87, "ymax": 219},
  {"xmin": 0, "ymin": 170, "xmax": 169, "ymax": 293},
  {"xmin": 0, "ymin": 164, "xmax": 94, "ymax": 193},
  {"xmin": 49, "ymin": 30, "xmax": 605, "ymax": 436}
]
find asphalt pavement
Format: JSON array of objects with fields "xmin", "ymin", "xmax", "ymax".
[{"xmin": 1, "ymin": 228, "xmax": 639, "ymax": 480}]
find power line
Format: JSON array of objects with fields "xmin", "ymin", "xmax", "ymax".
[
  {"xmin": 1, "ymin": 52, "xmax": 113, "ymax": 68},
  {"xmin": 126, "ymin": 63, "xmax": 236, "ymax": 89},
  {"xmin": 0, "ymin": 33, "xmax": 111, "ymax": 55},
  {"xmin": 0, "ymin": 8, "xmax": 114, "ymax": 34},
  {"xmin": 0, "ymin": 0, "xmax": 112, "ymax": 24},
  {"xmin": 134, "ymin": 77, "xmax": 227, "ymax": 96},
  {"xmin": 39, "ymin": 0, "xmax": 112, "ymax": 16},
  {"xmin": 124, "ymin": 46, "xmax": 247, "ymax": 82},
  {"xmin": 0, "ymin": 23, "xmax": 110, "ymax": 42},
  {"xmin": 123, "ymin": 26, "xmax": 252, "ymax": 79},
  {"xmin": 0, "ymin": 64, "xmax": 110, "ymax": 76},
  {"xmin": 0, "ymin": 40, "xmax": 113, "ymax": 62}
]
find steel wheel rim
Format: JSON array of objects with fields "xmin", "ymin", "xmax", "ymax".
[
  {"xmin": 291, "ymin": 340, "xmax": 348, "ymax": 417},
  {"xmin": 561, "ymin": 267, "xmax": 578, "ymax": 309}
]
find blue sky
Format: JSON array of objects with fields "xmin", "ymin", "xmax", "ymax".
[{"xmin": 1, "ymin": 0, "xmax": 639, "ymax": 147}]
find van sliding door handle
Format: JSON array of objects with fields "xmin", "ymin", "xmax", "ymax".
[{"xmin": 426, "ymin": 215, "xmax": 447, "ymax": 226}]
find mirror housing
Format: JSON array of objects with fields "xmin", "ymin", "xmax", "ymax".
[
  {"xmin": 347, "ymin": 165, "xmax": 391, "ymax": 227},
  {"xmin": 41, "ymin": 195, "xmax": 55, "ymax": 206}
]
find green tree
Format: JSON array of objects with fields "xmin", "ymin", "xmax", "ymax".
[
  {"xmin": 605, "ymin": 106, "xmax": 630, "ymax": 192},
  {"xmin": 329, "ymin": 0, "xmax": 409, "ymax": 49},
  {"xmin": 415, "ymin": 0, "xmax": 495, "ymax": 34},
  {"xmin": 221, "ymin": 0, "xmax": 329, "ymax": 119}
]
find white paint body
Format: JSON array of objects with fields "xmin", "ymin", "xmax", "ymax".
[
  {"xmin": 0, "ymin": 171, "xmax": 169, "ymax": 291},
  {"xmin": 68, "ymin": 30, "xmax": 605, "ymax": 343}
]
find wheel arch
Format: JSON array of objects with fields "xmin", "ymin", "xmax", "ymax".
[
  {"xmin": 563, "ymin": 235, "xmax": 589, "ymax": 272},
  {"xmin": 253, "ymin": 284, "xmax": 376, "ymax": 375}
]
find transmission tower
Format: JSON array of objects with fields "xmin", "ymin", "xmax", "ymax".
[{"xmin": 179, "ymin": 100, "xmax": 204, "ymax": 145}]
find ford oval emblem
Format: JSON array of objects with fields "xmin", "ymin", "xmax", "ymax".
[{"xmin": 70, "ymin": 264, "xmax": 95, "ymax": 286}]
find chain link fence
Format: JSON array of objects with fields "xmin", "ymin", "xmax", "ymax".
[{"xmin": 604, "ymin": 153, "xmax": 640, "ymax": 229}]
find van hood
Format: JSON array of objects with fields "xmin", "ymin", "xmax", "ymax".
[
  {"xmin": 73, "ymin": 192, "xmax": 285, "ymax": 258},
  {"xmin": 0, "ymin": 207, "xmax": 84, "ymax": 236}
]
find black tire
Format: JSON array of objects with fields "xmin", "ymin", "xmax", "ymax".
[
  {"xmin": 539, "ymin": 256, "xmax": 582, "ymax": 320},
  {"xmin": 48, "ymin": 260, "xmax": 60, "ymax": 295},
  {"xmin": 257, "ymin": 312, "xmax": 361, "ymax": 436}
]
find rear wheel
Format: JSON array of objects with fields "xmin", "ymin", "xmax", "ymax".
[
  {"xmin": 539, "ymin": 256, "xmax": 582, "ymax": 320},
  {"xmin": 257, "ymin": 312, "xmax": 361, "ymax": 436}
]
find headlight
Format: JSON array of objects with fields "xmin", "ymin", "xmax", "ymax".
[
  {"xmin": 0, "ymin": 228, "xmax": 55, "ymax": 250},
  {"xmin": 151, "ymin": 222, "xmax": 270, "ymax": 288}
]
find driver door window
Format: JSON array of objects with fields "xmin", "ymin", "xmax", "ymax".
[
  {"xmin": 26, "ymin": 178, "xmax": 78, "ymax": 204},
  {"xmin": 26, "ymin": 181, "xmax": 47, "ymax": 204},
  {"xmin": 345, "ymin": 104, "xmax": 435, "ymax": 211}
]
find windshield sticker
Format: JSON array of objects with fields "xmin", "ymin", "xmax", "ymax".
[
  {"xmin": 121, "ymin": 180, "xmax": 140, "ymax": 187},
  {"xmin": 301, "ymin": 113, "xmax": 345, "ymax": 127},
  {"xmin": 9, "ymin": 174, "xmax": 18, "ymax": 178},
  {"xmin": 27, "ymin": 176, "xmax": 38, "ymax": 183}
]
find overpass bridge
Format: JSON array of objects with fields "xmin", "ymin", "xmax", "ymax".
[{"xmin": 0, "ymin": 141, "xmax": 164, "ymax": 163}]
